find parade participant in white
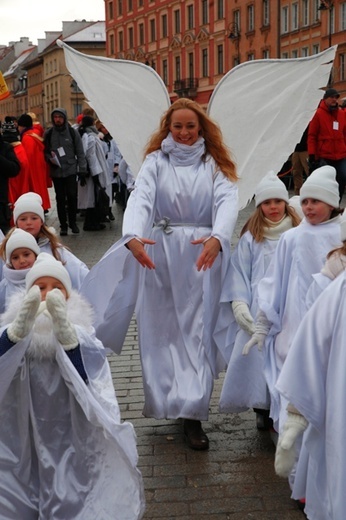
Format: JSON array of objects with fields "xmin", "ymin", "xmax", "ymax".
[{"xmin": 0, "ymin": 253, "xmax": 144, "ymax": 519}]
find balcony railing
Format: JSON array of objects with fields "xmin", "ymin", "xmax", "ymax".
[{"xmin": 173, "ymin": 78, "xmax": 199, "ymax": 98}]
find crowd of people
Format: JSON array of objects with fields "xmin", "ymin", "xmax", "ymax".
[{"xmin": 0, "ymin": 88, "xmax": 345, "ymax": 519}]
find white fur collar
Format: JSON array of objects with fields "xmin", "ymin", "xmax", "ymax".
[{"xmin": 1, "ymin": 290, "xmax": 94, "ymax": 360}]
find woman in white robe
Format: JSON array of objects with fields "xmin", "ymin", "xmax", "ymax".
[{"xmin": 81, "ymin": 98, "xmax": 238, "ymax": 450}]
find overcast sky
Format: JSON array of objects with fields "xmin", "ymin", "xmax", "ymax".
[{"xmin": 1, "ymin": 0, "xmax": 105, "ymax": 46}]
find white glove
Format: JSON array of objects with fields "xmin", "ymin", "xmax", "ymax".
[
  {"xmin": 7, "ymin": 286, "xmax": 41, "ymax": 343},
  {"xmin": 242, "ymin": 310, "xmax": 271, "ymax": 355},
  {"xmin": 232, "ymin": 301, "xmax": 255, "ymax": 336},
  {"xmin": 274, "ymin": 411, "xmax": 308, "ymax": 478},
  {"xmin": 45, "ymin": 289, "xmax": 78, "ymax": 350}
]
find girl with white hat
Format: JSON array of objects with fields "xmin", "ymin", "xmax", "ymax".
[
  {"xmin": 0, "ymin": 228, "xmax": 40, "ymax": 313},
  {"xmin": 243, "ymin": 165, "xmax": 343, "ymax": 509},
  {"xmin": 1, "ymin": 192, "xmax": 89, "ymax": 290},
  {"xmin": 0, "ymin": 252, "xmax": 144, "ymax": 519},
  {"xmin": 218, "ymin": 171, "xmax": 301, "ymax": 429}
]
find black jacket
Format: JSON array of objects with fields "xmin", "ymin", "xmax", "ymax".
[{"xmin": 0, "ymin": 136, "xmax": 20, "ymax": 233}]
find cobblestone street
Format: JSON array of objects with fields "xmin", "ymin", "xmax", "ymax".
[{"xmin": 46, "ymin": 188, "xmax": 305, "ymax": 519}]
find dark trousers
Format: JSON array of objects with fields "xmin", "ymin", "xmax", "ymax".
[
  {"xmin": 52, "ymin": 175, "xmax": 78, "ymax": 228},
  {"xmin": 321, "ymin": 158, "xmax": 346, "ymax": 201}
]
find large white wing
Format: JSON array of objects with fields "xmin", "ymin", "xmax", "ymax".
[
  {"xmin": 208, "ymin": 46, "xmax": 337, "ymax": 209},
  {"xmin": 57, "ymin": 40, "xmax": 170, "ymax": 176}
]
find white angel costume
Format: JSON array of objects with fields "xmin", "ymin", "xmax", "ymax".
[
  {"xmin": 219, "ymin": 222, "xmax": 290, "ymax": 413},
  {"xmin": 276, "ymin": 272, "xmax": 346, "ymax": 520},
  {"xmin": 81, "ymin": 135, "xmax": 238, "ymax": 420},
  {"xmin": 0, "ymin": 291, "xmax": 145, "ymax": 520},
  {"xmin": 0, "ymin": 264, "xmax": 29, "ymax": 313},
  {"xmin": 257, "ymin": 217, "xmax": 342, "ymax": 427}
]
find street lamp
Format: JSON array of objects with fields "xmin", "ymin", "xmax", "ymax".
[
  {"xmin": 318, "ymin": 0, "xmax": 333, "ymax": 48},
  {"xmin": 228, "ymin": 23, "xmax": 241, "ymax": 65}
]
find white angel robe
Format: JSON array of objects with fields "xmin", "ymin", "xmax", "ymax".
[
  {"xmin": 219, "ymin": 231, "xmax": 278, "ymax": 412},
  {"xmin": 257, "ymin": 217, "xmax": 342, "ymax": 427},
  {"xmin": 81, "ymin": 146, "xmax": 238, "ymax": 421},
  {"xmin": 0, "ymin": 264, "xmax": 28, "ymax": 313},
  {"xmin": 0, "ymin": 291, "xmax": 145, "ymax": 520},
  {"xmin": 276, "ymin": 272, "xmax": 346, "ymax": 520}
]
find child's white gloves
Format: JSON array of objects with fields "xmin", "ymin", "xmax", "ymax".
[
  {"xmin": 242, "ymin": 310, "xmax": 271, "ymax": 355},
  {"xmin": 232, "ymin": 301, "xmax": 255, "ymax": 336},
  {"xmin": 45, "ymin": 289, "xmax": 79, "ymax": 350},
  {"xmin": 274, "ymin": 410, "xmax": 308, "ymax": 478},
  {"xmin": 7, "ymin": 286, "xmax": 41, "ymax": 343}
]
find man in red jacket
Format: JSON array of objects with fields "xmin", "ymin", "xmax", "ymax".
[{"xmin": 308, "ymin": 88, "xmax": 346, "ymax": 200}]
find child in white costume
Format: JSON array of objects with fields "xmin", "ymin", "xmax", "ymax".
[
  {"xmin": 274, "ymin": 271, "xmax": 346, "ymax": 520},
  {"xmin": 219, "ymin": 172, "xmax": 300, "ymax": 429},
  {"xmin": 0, "ymin": 228, "xmax": 40, "ymax": 313},
  {"xmin": 244, "ymin": 165, "xmax": 342, "ymax": 434},
  {"xmin": 0, "ymin": 253, "xmax": 144, "ymax": 519},
  {"xmin": 1, "ymin": 192, "xmax": 89, "ymax": 289},
  {"xmin": 306, "ymin": 208, "xmax": 346, "ymax": 307}
]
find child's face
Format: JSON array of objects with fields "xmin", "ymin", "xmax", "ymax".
[
  {"xmin": 16, "ymin": 212, "xmax": 42, "ymax": 238},
  {"xmin": 260, "ymin": 199, "xmax": 286, "ymax": 222},
  {"xmin": 10, "ymin": 248, "xmax": 37, "ymax": 270},
  {"xmin": 33, "ymin": 276, "xmax": 68, "ymax": 301},
  {"xmin": 301, "ymin": 198, "xmax": 334, "ymax": 225}
]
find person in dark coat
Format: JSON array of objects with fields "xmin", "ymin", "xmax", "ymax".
[{"xmin": 0, "ymin": 131, "xmax": 20, "ymax": 234}]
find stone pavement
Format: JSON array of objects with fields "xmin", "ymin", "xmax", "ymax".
[{"xmin": 46, "ymin": 188, "xmax": 305, "ymax": 520}]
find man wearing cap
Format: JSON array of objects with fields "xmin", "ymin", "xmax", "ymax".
[
  {"xmin": 44, "ymin": 108, "xmax": 87, "ymax": 236},
  {"xmin": 0, "ymin": 125, "xmax": 20, "ymax": 234},
  {"xmin": 308, "ymin": 88, "xmax": 346, "ymax": 200}
]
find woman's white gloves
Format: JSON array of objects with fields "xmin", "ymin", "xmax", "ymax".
[
  {"xmin": 232, "ymin": 301, "xmax": 255, "ymax": 336},
  {"xmin": 274, "ymin": 410, "xmax": 308, "ymax": 478},
  {"xmin": 242, "ymin": 310, "xmax": 271, "ymax": 355},
  {"xmin": 7, "ymin": 286, "xmax": 41, "ymax": 343},
  {"xmin": 46, "ymin": 289, "xmax": 79, "ymax": 350}
]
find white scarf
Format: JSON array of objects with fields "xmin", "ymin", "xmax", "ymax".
[
  {"xmin": 161, "ymin": 132, "xmax": 205, "ymax": 166},
  {"xmin": 321, "ymin": 252, "xmax": 346, "ymax": 280},
  {"xmin": 262, "ymin": 215, "xmax": 293, "ymax": 241}
]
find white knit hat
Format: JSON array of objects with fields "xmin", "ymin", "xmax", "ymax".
[
  {"xmin": 26, "ymin": 253, "xmax": 72, "ymax": 295},
  {"xmin": 340, "ymin": 210, "xmax": 346, "ymax": 242},
  {"xmin": 13, "ymin": 192, "xmax": 45, "ymax": 224},
  {"xmin": 300, "ymin": 165, "xmax": 339, "ymax": 208},
  {"xmin": 255, "ymin": 171, "xmax": 289, "ymax": 207},
  {"xmin": 5, "ymin": 228, "xmax": 40, "ymax": 264}
]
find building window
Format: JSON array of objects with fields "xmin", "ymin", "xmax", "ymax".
[
  {"xmin": 292, "ymin": 49, "xmax": 298, "ymax": 58},
  {"xmin": 202, "ymin": 48, "xmax": 208, "ymax": 77},
  {"xmin": 247, "ymin": 5, "xmax": 254, "ymax": 31},
  {"xmin": 248, "ymin": 53, "xmax": 255, "ymax": 60},
  {"xmin": 302, "ymin": 46, "xmax": 309, "ymax": 56},
  {"xmin": 281, "ymin": 6, "xmax": 289, "ymax": 33},
  {"xmin": 341, "ymin": 3, "xmax": 346, "ymax": 30},
  {"xmin": 263, "ymin": 0, "xmax": 270, "ymax": 26},
  {"xmin": 128, "ymin": 27, "xmax": 134, "ymax": 48},
  {"xmin": 175, "ymin": 56, "xmax": 181, "ymax": 81},
  {"xmin": 128, "ymin": 0, "xmax": 133, "ymax": 11},
  {"xmin": 163, "ymin": 59, "xmax": 168, "ymax": 85},
  {"xmin": 109, "ymin": 33, "xmax": 115, "ymax": 54},
  {"xmin": 202, "ymin": 0, "xmax": 208, "ymax": 25},
  {"xmin": 162, "ymin": 14, "xmax": 168, "ymax": 38},
  {"xmin": 119, "ymin": 30, "xmax": 124, "ymax": 51},
  {"xmin": 188, "ymin": 52, "xmax": 194, "ymax": 78},
  {"xmin": 312, "ymin": 44, "xmax": 320, "ymax": 54},
  {"xmin": 281, "ymin": 51, "xmax": 289, "ymax": 59},
  {"xmin": 118, "ymin": 0, "xmax": 123, "ymax": 16},
  {"xmin": 217, "ymin": 0, "xmax": 224, "ymax": 20},
  {"xmin": 340, "ymin": 53, "xmax": 346, "ymax": 81},
  {"xmin": 187, "ymin": 4, "xmax": 194, "ymax": 29},
  {"xmin": 139, "ymin": 23, "xmax": 144, "ymax": 45},
  {"xmin": 150, "ymin": 19, "xmax": 156, "ymax": 42},
  {"xmin": 217, "ymin": 44, "xmax": 223, "ymax": 74},
  {"xmin": 292, "ymin": 3, "xmax": 299, "ymax": 30},
  {"xmin": 139, "ymin": 0, "xmax": 143, "ymax": 6},
  {"xmin": 263, "ymin": 49, "xmax": 270, "ymax": 58},
  {"xmin": 302, "ymin": 0, "xmax": 309, "ymax": 26},
  {"xmin": 109, "ymin": 1, "xmax": 114, "ymax": 20},
  {"xmin": 174, "ymin": 9, "xmax": 181, "ymax": 33},
  {"xmin": 312, "ymin": 0, "xmax": 320, "ymax": 22}
]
